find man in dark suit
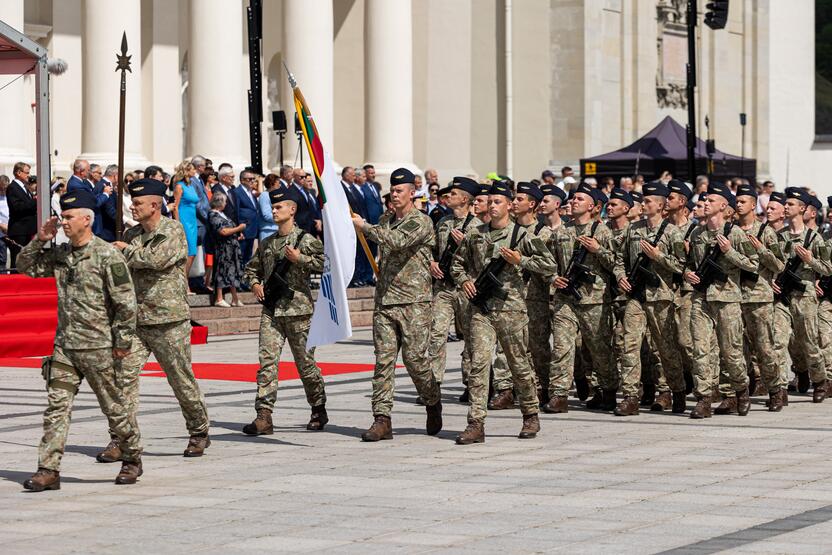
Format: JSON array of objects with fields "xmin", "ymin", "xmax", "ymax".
[
  {"xmin": 340, "ymin": 166, "xmax": 373, "ymax": 286},
  {"xmin": 97, "ymin": 164, "xmax": 120, "ymax": 241},
  {"xmin": 291, "ymin": 168, "xmax": 318, "ymax": 235},
  {"xmin": 67, "ymin": 158, "xmax": 111, "ymax": 238},
  {"xmin": 213, "ymin": 166, "xmax": 238, "ymax": 224},
  {"xmin": 6, "ymin": 162, "xmax": 37, "ymax": 268},
  {"xmin": 232, "ymin": 167, "xmax": 260, "ymax": 265}
]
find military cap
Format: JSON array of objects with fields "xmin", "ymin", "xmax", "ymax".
[
  {"xmin": 269, "ymin": 185, "xmax": 303, "ymax": 205},
  {"xmin": 827, "ymin": 195, "xmax": 832, "ymax": 209},
  {"xmin": 489, "ymin": 181, "xmax": 514, "ymax": 199},
  {"xmin": 591, "ymin": 188, "xmax": 608, "ymax": 205},
  {"xmin": 128, "ymin": 178, "xmax": 167, "ymax": 198},
  {"xmin": 808, "ymin": 194, "xmax": 822, "ymax": 211},
  {"xmin": 515, "ymin": 181, "xmax": 543, "ymax": 201},
  {"xmin": 60, "ymin": 189, "xmax": 97, "ymax": 211},
  {"xmin": 735, "ymin": 183, "xmax": 757, "ymax": 198},
  {"xmin": 768, "ymin": 191, "xmax": 786, "ymax": 205},
  {"xmin": 390, "ymin": 168, "xmax": 416, "ymax": 186},
  {"xmin": 631, "ymin": 191, "xmax": 644, "ymax": 203},
  {"xmin": 450, "ymin": 176, "xmax": 480, "ymax": 197},
  {"xmin": 476, "ymin": 183, "xmax": 491, "ymax": 197},
  {"xmin": 668, "ymin": 179, "xmax": 693, "ymax": 199},
  {"xmin": 642, "ymin": 182, "xmax": 669, "ymax": 198},
  {"xmin": 437, "ymin": 185, "xmax": 453, "ymax": 196},
  {"xmin": 573, "ymin": 183, "xmax": 595, "ymax": 202},
  {"xmin": 707, "ymin": 182, "xmax": 735, "ymax": 208},
  {"xmin": 785, "ymin": 187, "xmax": 811, "ymax": 206},
  {"xmin": 685, "ymin": 199, "xmax": 696, "ymax": 212},
  {"xmin": 609, "ymin": 188, "xmax": 634, "ymax": 207},
  {"xmin": 540, "ymin": 183, "xmax": 567, "ymax": 202}
]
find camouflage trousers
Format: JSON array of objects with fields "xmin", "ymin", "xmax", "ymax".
[
  {"xmin": 491, "ymin": 299, "xmax": 548, "ymax": 393},
  {"xmin": 618, "ymin": 299, "xmax": 685, "ymax": 398},
  {"xmin": 41, "ymin": 345, "xmax": 142, "ymax": 471},
  {"xmin": 371, "ymin": 303, "xmax": 440, "ymax": 417},
  {"xmin": 572, "ymin": 332, "xmax": 595, "ymax": 389},
  {"xmin": 427, "ymin": 287, "xmax": 472, "ymax": 384},
  {"xmin": 468, "ymin": 309, "xmax": 538, "ymax": 422},
  {"xmin": 673, "ymin": 291, "xmax": 696, "ymax": 379},
  {"xmin": 116, "ymin": 320, "xmax": 209, "ymax": 436},
  {"xmin": 612, "ymin": 301, "xmax": 665, "ymax": 392},
  {"xmin": 817, "ymin": 299, "xmax": 832, "ymax": 381},
  {"xmin": 256, "ymin": 312, "xmax": 325, "ymax": 411},
  {"xmin": 550, "ymin": 301, "xmax": 616, "ymax": 397},
  {"xmin": 739, "ymin": 302, "xmax": 785, "ymax": 392},
  {"xmin": 772, "ymin": 296, "xmax": 826, "ymax": 384},
  {"xmin": 690, "ymin": 295, "xmax": 748, "ymax": 398}
]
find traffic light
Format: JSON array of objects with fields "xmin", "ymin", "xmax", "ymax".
[{"xmin": 704, "ymin": 0, "xmax": 729, "ymax": 30}]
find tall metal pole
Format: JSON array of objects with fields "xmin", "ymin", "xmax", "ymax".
[
  {"xmin": 115, "ymin": 31, "xmax": 131, "ymax": 241},
  {"xmin": 686, "ymin": 0, "xmax": 698, "ymax": 182}
]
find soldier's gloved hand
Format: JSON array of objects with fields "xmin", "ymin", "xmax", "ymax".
[
  {"xmin": 37, "ymin": 216, "xmax": 59, "ymax": 242},
  {"xmin": 617, "ymin": 277, "xmax": 632, "ymax": 293},
  {"xmin": 252, "ymin": 283, "xmax": 265, "ymax": 302},
  {"xmin": 450, "ymin": 229, "xmax": 464, "ymax": 245},
  {"xmin": 462, "ymin": 280, "xmax": 477, "ymax": 299},
  {"xmin": 429, "ymin": 261, "xmax": 444, "ymax": 280},
  {"xmin": 113, "ymin": 348, "xmax": 130, "ymax": 360}
]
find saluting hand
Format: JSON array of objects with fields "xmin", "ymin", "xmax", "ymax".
[{"xmin": 37, "ymin": 216, "xmax": 59, "ymax": 242}]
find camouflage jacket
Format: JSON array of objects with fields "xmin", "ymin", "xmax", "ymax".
[
  {"xmin": 433, "ymin": 212, "xmax": 481, "ymax": 293},
  {"xmin": 607, "ymin": 223, "xmax": 629, "ymax": 303},
  {"xmin": 686, "ymin": 223, "xmax": 758, "ymax": 303},
  {"xmin": 552, "ymin": 220, "xmax": 615, "ymax": 305},
  {"xmin": 364, "ymin": 208, "xmax": 434, "ymax": 306},
  {"xmin": 738, "ymin": 221, "xmax": 785, "ymax": 303},
  {"xmin": 17, "ymin": 236, "xmax": 137, "ymax": 350},
  {"xmin": 776, "ymin": 227, "xmax": 832, "ymax": 298},
  {"xmin": 525, "ymin": 221, "xmax": 558, "ymax": 303},
  {"xmin": 121, "ymin": 216, "xmax": 190, "ymax": 326},
  {"xmin": 677, "ymin": 220, "xmax": 698, "ymax": 293},
  {"xmin": 613, "ymin": 219, "xmax": 685, "ymax": 303},
  {"xmin": 451, "ymin": 220, "xmax": 556, "ymax": 312},
  {"xmin": 244, "ymin": 224, "xmax": 324, "ymax": 316}
]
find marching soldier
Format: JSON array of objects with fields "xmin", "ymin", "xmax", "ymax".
[
  {"xmin": 243, "ymin": 187, "xmax": 327, "ymax": 434},
  {"xmin": 102, "ymin": 179, "xmax": 211, "ymax": 460},
  {"xmin": 18, "ymin": 190, "xmax": 142, "ymax": 490},
  {"xmin": 426, "ymin": 177, "xmax": 482, "ymax": 390},
  {"xmin": 684, "ymin": 184, "xmax": 758, "ymax": 418},
  {"xmin": 613, "ymin": 182, "xmax": 687, "ymax": 415},
  {"xmin": 352, "ymin": 168, "xmax": 443, "ymax": 441},
  {"xmin": 451, "ymin": 182, "xmax": 556, "ymax": 443},
  {"xmin": 819, "ymin": 196, "xmax": 832, "ymax": 385}
]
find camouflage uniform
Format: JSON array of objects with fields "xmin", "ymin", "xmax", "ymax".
[
  {"xmin": 613, "ymin": 220, "xmax": 687, "ymax": 397},
  {"xmin": 451, "ymin": 221, "xmax": 556, "ymax": 422},
  {"xmin": 549, "ymin": 221, "xmax": 617, "ymax": 398},
  {"xmin": 116, "ymin": 217, "xmax": 209, "ymax": 436},
  {"xmin": 245, "ymin": 225, "xmax": 326, "ymax": 411},
  {"xmin": 674, "ymin": 221, "xmax": 698, "ymax": 385},
  {"xmin": 771, "ymin": 228, "xmax": 831, "ymax": 386},
  {"xmin": 687, "ymin": 225, "xmax": 758, "ymax": 398},
  {"xmin": 363, "ymin": 209, "xmax": 440, "ymax": 416},
  {"xmin": 427, "ymin": 213, "xmax": 480, "ymax": 384},
  {"xmin": 17, "ymin": 236, "xmax": 141, "ymax": 471}
]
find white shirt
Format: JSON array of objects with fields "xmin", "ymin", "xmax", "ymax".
[{"xmin": 0, "ymin": 193, "xmax": 8, "ymax": 226}]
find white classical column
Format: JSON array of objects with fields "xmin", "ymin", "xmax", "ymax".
[
  {"xmin": 281, "ymin": 0, "xmax": 334, "ymax": 166},
  {"xmin": 0, "ymin": 0, "xmax": 30, "ymax": 174},
  {"xmin": 187, "ymin": 0, "xmax": 244, "ymax": 165},
  {"xmin": 364, "ymin": 0, "xmax": 414, "ymax": 178},
  {"xmin": 80, "ymin": 0, "xmax": 147, "ymax": 168}
]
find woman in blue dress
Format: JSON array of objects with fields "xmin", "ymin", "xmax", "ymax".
[{"xmin": 173, "ymin": 160, "xmax": 199, "ymax": 293}]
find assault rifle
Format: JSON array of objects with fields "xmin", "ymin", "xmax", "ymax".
[
  {"xmin": 261, "ymin": 231, "xmax": 306, "ymax": 311},
  {"xmin": 558, "ymin": 222, "xmax": 599, "ymax": 302},
  {"xmin": 739, "ymin": 222, "xmax": 768, "ymax": 286},
  {"xmin": 673, "ymin": 222, "xmax": 697, "ymax": 288},
  {"xmin": 625, "ymin": 220, "xmax": 668, "ymax": 303},
  {"xmin": 692, "ymin": 222, "xmax": 732, "ymax": 293},
  {"xmin": 469, "ymin": 225, "xmax": 523, "ymax": 314},
  {"xmin": 436, "ymin": 214, "xmax": 473, "ymax": 286},
  {"xmin": 774, "ymin": 230, "xmax": 815, "ymax": 307}
]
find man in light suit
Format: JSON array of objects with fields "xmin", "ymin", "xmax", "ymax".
[
  {"xmin": 212, "ymin": 166, "xmax": 238, "ymax": 224},
  {"xmin": 233, "ymin": 167, "xmax": 260, "ymax": 265},
  {"xmin": 67, "ymin": 158, "xmax": 111, "ymax": 239}
]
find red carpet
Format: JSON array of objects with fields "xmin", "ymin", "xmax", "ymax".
[
  {"xmin": 0, "ymin": 274, "xmax": 207, "ymax": 357},
  {"xmin": 0, "ymin": 357, "xmax": 374, "ymax": 382}
]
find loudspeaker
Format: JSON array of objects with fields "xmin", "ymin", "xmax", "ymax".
[
  {"xmin": 273, "ymin": 110, "xmax": 287, "ymax": 133},
  {"xmin": 739, "ymin": 113, "xmax": 747, "ymax": 126},
  {"xmin": 294, "ymin": 112, "xmax": 302, "ymax": 135}
]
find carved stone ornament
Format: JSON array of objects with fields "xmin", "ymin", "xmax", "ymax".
[{"xmin": 656, "ymin": 0, "xmax": 688, "ymax": 109}]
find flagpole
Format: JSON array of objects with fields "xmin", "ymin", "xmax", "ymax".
[{"xmin": 284, "ymin": 64, "xmax": 379, "ymax": 277}]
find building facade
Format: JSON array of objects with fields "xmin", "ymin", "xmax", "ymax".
[{"xmin": 0, "ymin": 0, "xmax": 828, "ymax": 194}]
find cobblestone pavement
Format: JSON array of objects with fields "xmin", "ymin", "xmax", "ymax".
[{"xmin": 2, "ymin": 330, "xmax": 832, "ymax": 554}]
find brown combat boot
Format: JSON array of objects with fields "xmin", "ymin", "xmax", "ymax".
[
  {"xmin": 488, "ymin": 389, "xmax": 514, "ymax": 410},
  {"xmin": 455, "ymin": 420, "xmax": 485, "ymax": 444},
  {"xmin": 813, "ymin": 380, "xmax": 828, "ymax": 403},
  {"xmin": 22, "ymin": 468, "xmax": 60, "ymax": 492},
  {"xmin": 689, "ymin": 397, "xmax": 712, "ymax": 419},
  {"xmin": 714, "ymin": 395, "xmax": 738, "ymax": 415},
  {"xmin": 184, "ymin": 434, "xmax": 211, "ymax": 457},
  {"xmin": 542, "ymin": 396, "xmax": 568, "ymax": 414},
  {"xmin": 614, "ymin": 396, "xmax": 640, "ymax": 416},
  {"xmin": 307, "ymin": 405, "xmax": 328, "ymax": 431},
  {"xmin": 753, "ymin": 381, "xmax": 768, "ymax": 396},
  {"xmin": 242, "ymin": 408, "xmax": 274, "ymax": 435},
  {"xmin": 651, "ymin": 391, "xmax": 672, "ymax": 412},
  {"xmin": 671, "ymin": 391, "xmax": 687, "ymax": 414},
  {"xmin": 518, "ymin": 414, "xmax": 540, "ymax": 439},
  {"xmin": 425, "ymin": 401, "xmax": 443, "ymax": 436},
  {"xmin": 768, "ymin": 389, "xmax": 784, "ymax": 412},
  {"xmin": 736, "ymin": 388, "xmax": 751, "ymax": 416},
  {"xmin": 96, "ymin": 437, "xmax": 122, "ymax": 463},
  {"xmin": 114, "ymin": 460, "xmax": 143, "ymax": 485},
  {"xmin": 574, "ymin": 377, "xmax": 590, "ymax": 401},
  {"xmin": 361, "ymin": 415, "xmax": 393, "ymax": 442}
]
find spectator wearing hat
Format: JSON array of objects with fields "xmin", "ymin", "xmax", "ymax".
[{"xmin": 208, "ymin": 192, "xmax": 246, "ymax": 308}]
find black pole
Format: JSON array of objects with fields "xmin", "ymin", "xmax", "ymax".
[
  {"xmin": 686, "ymin": 0, "xmax": 698, "ymax": 182},
  {"xmin": 739, "ymin": 112, "xmax": 747, "ymax": 179},
  {"xmin": 246, "ymin": 1, "xmax": 263, "ymax": 175},
  {"xmin": 115, "ymin": 32, "xmax": 131, "ymax": 241}
]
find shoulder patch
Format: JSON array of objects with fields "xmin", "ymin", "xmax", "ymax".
[
  {"xmin": 529, "ymin": 236, "xmax": 547, "ymax": 252},
  {"xmin": 111, "ymin": 262, "xmax": 131, "ymax": 286},
  {"xmin": 770, "ymin": 242, "xmax": 783, "ymax": 259},
  {"xmin": 400, "ymin": 218, "xmax": 423, "ymax": 234},
  {"xmin": 146, "ymin": 234, "xmax": 167, "ymax": 248},
  {"xmin": 741, "ymin": 241, "xmax": 756, "ymax": 257},
  {"xmin": 673, "ymin": 241, "xmax": 686, "ymax": 258}
]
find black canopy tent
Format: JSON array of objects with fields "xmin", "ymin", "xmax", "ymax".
[{"xmin": 579, "ymin": 116, "xmax": 756, "ymax": 183}]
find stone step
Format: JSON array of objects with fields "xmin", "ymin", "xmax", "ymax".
[{"xmin": 189, "ymin": 286, "xmax": 376, "ymax": 336}]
